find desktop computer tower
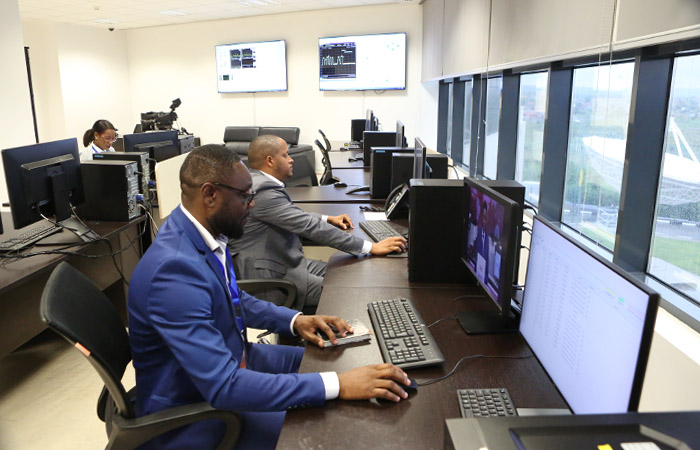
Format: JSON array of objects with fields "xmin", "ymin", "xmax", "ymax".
[
  {"xmin": 481, "ymin": 179, "xmax": 525, "ymax": 209},
  {"xmin": 178, "ymin": 135, "xmax": 195, "ymax": 154},
  {"xmin": 363, "ymin": 131, "xmax": 397, "ymax": 167},
  {"xmin": 92, "ymin": 151, "xmax": 150, "ymax": 200},
  {"xmin": 351, "ymin": 119, "xmax": 366, "ymax": 143},
  {"xmin": 370, "ymin": 147, "xmax": 413, "ymax": 199},
  {"xmin": 408, "ymin": 179, "xmax": 467, "ymax": 282},
  {"xmin": 390, "ymin": 153, "xmax": 449, "ymax": 190},
  {"xmin": 78, "ymin": 160, "xmax": 141, "ymax": 221}
]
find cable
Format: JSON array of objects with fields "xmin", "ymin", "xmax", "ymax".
[
  {"xmin": 523, "ymin": 203, "xmax": 538, "ymax": 214},
  {"xmin": 416, "ymin": 354, "xmax": 533, "ymax": 387},
  {"xmin": 447, "ymin": 164, "xmax": 461, "ymax": 179},
  {"xmin": 427, "ymin": 315, "xmax": 458, "ymax": 328},
  {"xmin": 450, "ymin": 294, "xmax": 486, "ymax": 304}
]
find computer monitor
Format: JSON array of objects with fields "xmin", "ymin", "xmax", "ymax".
[
  {"xmin": 123, "ymin": 130, "xmax": 178, "ymax": 153},
  {"xmin": 2, "ymin": 138, "xmax": 94, "ymax": 240},
  {"xmin": 395, "ymin": 120, "xmax": 406, "ymax": 148},
  {"xmin": 459, "ymin": 177, "xmax": 522, "ymax": 333},
  {"xmin": 519, "ymin": 216, "xmax": 659, "ymax": 414},
  {"xmin": 413, "ymin": 137, "xmax": 428, "ymax": 179}
]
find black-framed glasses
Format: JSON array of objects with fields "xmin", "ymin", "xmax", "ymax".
[{"xmin": 208, "ymin": 182, "xmax": 256, "ymax": 205}]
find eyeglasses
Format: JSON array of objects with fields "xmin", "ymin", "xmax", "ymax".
[
  {"xmin": 100, "ymin": 133, "xmax": 118, "ymax": 143},
  {"xmin": 209, "ymin": 182, "xmax": 256, "ymax": 205}
]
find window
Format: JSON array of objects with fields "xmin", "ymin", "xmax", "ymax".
[
  {"xmin": 462, "ymin": 79, "xmax": 473, "ymax": 169},
  {"xmin": 515, "ymin": 72, "xmax": 548, "ymax": 206},
  {"xmin": 446, "ymin": 82, "xmax": 454, "ymax": 157},
  {"xmin": 649, "ymin": 54, "xmax": 700, "ymax": 304},
  {"xmin": 482, "ymin": 77, "xmax": 502, "ymax": 179},
  {"xmin": 561, "ymin": 62, "xmax": 634, "ymax": 250}
]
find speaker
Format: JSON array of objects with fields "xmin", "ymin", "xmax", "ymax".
[
  {"xmin": 370, "ymin": 146, "xmax": 412, "ymax": 199},
  {"xmin": 362, "ymin": 131, "xmax": 397, "ymax": 167},
  {"xmin": 408, "ymin": 179, "xmax": 467, "ymax": 282},
  {"xmin": 390, "ymin": 153, "xmax": 450, "ymax": 190},
  {"xmin": 351, "ymin": 119, "xmax": 366, "ymax": 142}
]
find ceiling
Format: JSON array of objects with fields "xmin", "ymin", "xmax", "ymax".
[{"xmin": 18, "ymin": 0, "xmax": 412, "ymax": 30}]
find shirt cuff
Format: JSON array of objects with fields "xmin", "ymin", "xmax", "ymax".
[
  {"xmin": 290, "ymin": 312, "xmax": 303, "ymax": 335},
  {"xmin": 320, "ymin": 372, "xmax": 340, "ymax": 400},
  {"xmin": 361, "ymin": 240, "xmax": 373, "ymax": 255},
  {"xmin": 321, "ymin": 214, "xmax": 328, "ymax": 222}
]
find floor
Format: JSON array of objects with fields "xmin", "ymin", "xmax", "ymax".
[{"xmin": 0, "ymin": 245, "xmax": 337, "ymax": 449}]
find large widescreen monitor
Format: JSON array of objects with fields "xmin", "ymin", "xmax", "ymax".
[
  {"xmin": 215, "ymin": 40, "xmax": 288, "ymax": 93},
  {"xmin": 459, "ymin": 177, "xmax": 522, "ymax": 333},
  {"xmin": 519, "ymin": 216, "xmax": 659, "ymax": 414},
  {"xmin": 318, "ymin": 33, "xmax": 406, "ymax": 91}
]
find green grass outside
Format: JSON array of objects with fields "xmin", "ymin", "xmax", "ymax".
[{"xmin": 651, "ymin": 235, "xmax": 700, "ymax": 277}]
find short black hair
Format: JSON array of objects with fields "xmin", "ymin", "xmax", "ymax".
[{"xmin": 180, "ymin": 144, "xmax": 241, "ymax": 190}]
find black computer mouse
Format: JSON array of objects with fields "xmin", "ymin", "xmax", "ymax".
[
  {"xmin": 403, "ymin": 378, "xmax": 418, "ymax": 391},
  {"xmin": 334, "ymin": 182, "xmax": 348, "ymax": 188}
]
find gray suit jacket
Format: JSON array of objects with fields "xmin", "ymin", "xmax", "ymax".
[{"xmin": 229, "ymin": 169, "xmax": 364, "ymax": 309}]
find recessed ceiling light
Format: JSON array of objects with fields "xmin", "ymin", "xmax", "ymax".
[
  {"xmin": 94, "ymin": 18, "xmax": 120, "ymax": 24},
  {"xmin": 160, "ymin": 10, "xmax": 191, "ymax": 16}
]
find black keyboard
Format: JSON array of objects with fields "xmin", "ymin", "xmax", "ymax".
[
  {"xmin": 0, "ymin": 222, "xmax": 61, "ymax": 253},
  {"xmin": 367, "ymin": 298, "xmax": 444, "ymax": 369},
  {"xmin": 359, "ymin": 220, "xmax": 408, "ymax": 241},
  {"xmin": 457, "ymin": 388, "xmax": 518, "ymax": 418}
]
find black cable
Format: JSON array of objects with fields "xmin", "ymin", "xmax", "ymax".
[
  {"xmin": 523, "ymin": 202, "xmax": 538, "ymax": 214},
  {"xmin": 450, "ymin": 293, "xmax": 486, "ymax": 303},
  {"xmin": 416, "ymin": 354, "xmax": 533, "ymax": 387},
  {"xmin": 447, "ymin": 164, "xmax": 461, "ymax": 179},
  {"xmin": 427, "ymin": 315, "xmax": 458, "ymax": 328}
]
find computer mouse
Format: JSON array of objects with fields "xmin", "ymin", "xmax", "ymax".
[
  {"xmin": 403, "ymin": 378, "xmax": 418, "ymax": 391},
  {"xmin": 334, "ymin": 182, "xmax": 348, "ymax": 188}
]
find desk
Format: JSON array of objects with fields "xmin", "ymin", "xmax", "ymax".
[
  {"xmin": 330, "ymin": 168, "xmax": 370, "ymax": 187},
  {"xmin": 287, "ymin": 185, "xmax": 382, "ymax": 204},
  {"xmin": 328, "ymin": 150, "xmax": 365, "ymax": 169},
  {"xmin": 0, "ymin": 215, "xmax": 145, "ymax": 359},
  {"xmin": 277, "ymin": 210, "xmax": 566, "ymax": 448}
]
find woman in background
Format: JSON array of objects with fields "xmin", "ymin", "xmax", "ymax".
[{"xmin": 81, "ymin": 119, "xmax": 117, "ymax": 161}]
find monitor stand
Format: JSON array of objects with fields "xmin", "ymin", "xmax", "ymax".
[
  {"xmin": 36, "ymin": 216, "xmax": 100, "ymax": 246},
  {"xmin": 456, "ymin": 310, "xmax": 518, "ymax": 335}
]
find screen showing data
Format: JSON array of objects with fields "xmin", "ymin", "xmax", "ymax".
[
  {"xmin": 215, "ymin": 40, "xmax": 287, "ymax": 93},
  {"xmin": 318, "ymin": 33, "xmax": 406, "ymax": 91}
]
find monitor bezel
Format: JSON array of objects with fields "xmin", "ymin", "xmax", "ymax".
[
  {"xmin": 318, "ymin": 32, "xmax": 407, "ymax": 92},
  {"xmin": 396, "ymin": 120, "xmax": 406, "ymax": 148},
  {"xmin": 123, "ymin": 130, "xmax": 178, "ymax": 154},
  {"xmin": 520, "ymin": 215, "xmax": 659, "ymax": 413},
  {"xmin": 413, "ymin": 137, "xmax": 427, "ymax": 179},
  {"xmin": 214, "ymin": 39, "xmax": 288, "ymax": 94},
  {"xmin": 461, "ymin": 176, "xmax": 522, "ymax": 319}
]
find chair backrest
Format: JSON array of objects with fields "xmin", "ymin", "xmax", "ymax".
[
  {"xmin": 318, "ymin": 129, "xmax": 332, "ymax": 154},
  {"xmin": 40, "ymin": 262, "xmax": 135, "ymax": 418}
]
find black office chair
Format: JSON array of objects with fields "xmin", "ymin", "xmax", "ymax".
[
  {"xmin": 314, "ymin": 138, "xmax": 340, "ymax": 186},
  {"xmin": 237, "ymin": 279, "xmax": 296, "ymax": 309},
  {"xmin": 39, "ymin": 262, "xmax": 242, "ymax": 450}
]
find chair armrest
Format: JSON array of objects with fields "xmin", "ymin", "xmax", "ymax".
[
  {"xmin": 237, "ymin": 279, "xmax": 297, "ymax": 309},
  {"xmin": 109, "ymin": 401, "xmax": 241, "ymax": 450}
]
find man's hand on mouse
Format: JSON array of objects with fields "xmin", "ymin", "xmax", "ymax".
[
  {"xmin": 338, "ymin": 364, "xmax": 410, "ymax": 402},
  {"xmin": 328, "ymin": 214, "xmax": 354, "ymax": 230},
  {"xmin": 370, "ymin": 236, "xmax": 407, "ymax": 255}
]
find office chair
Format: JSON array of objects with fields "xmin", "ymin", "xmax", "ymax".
[
  {"xmin": 314, "ymin": 139, "xmax": 340, "ymax": 185},
  {"xmin": 284, "ymin": 155, "xmax": 319, "ymax": 187},
  {"xmin": 237, "ymin": 279, "xmax": 296, "ymax": 309},
  {"xmin": 39, "ymin": 262, "xmax": 242, "ymax": 450}
]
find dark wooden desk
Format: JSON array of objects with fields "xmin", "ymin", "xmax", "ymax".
[
  {"xmin": 0, "ymin": 216, "xmax": 145, "ymax": 358},
  {"xmin": 328, "ymin": 150, "xmax": 365, "ymax": 169},
  {"xmin": 287, "ymin": 185, "xmax": 382, "ymax": 204},
  {"xmin": 277, "ymin": 254, "xmax": 566, "ymax": 449},
  {"xmin": 331, "ymin": 168, "xmax": 370, "ymax": 187}
]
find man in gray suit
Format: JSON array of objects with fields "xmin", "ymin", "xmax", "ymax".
[{"xmin": 229, "ymin": 135, "xmax": 406, "ymax": 312}]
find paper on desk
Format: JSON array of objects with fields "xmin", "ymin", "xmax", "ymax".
[{"xmin": 363, "ymin": 212, "xmax": 387, "ymax": 221}]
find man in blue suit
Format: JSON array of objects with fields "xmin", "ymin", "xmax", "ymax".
[{"xmin": 128, "ymin": 144, "xmax": 410, "ymax": 450}]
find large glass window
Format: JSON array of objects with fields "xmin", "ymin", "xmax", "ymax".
[
  {"xmin": 446, "ymin": 82, "xmax": 454, "ymax": 158},
  {"xmin": 482, "ymin": 77, "xmax": 502, "ymax": 179},
  {"xmin": 462, "ymin": 79, "xmax": 473, "ymax": 170},
  {"xmin": 561, "ymin": 62, "xmax": 634, "ymax": 250},
  {"xmin": 515, "ymin": 71, "xmax": 548, "ymax": 206},
  {"xmin": 649, "ymin": 54, "xmax": 700, "ymax": 304}
]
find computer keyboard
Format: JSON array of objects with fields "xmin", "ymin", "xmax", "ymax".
[
  {"xmin": 0, "ymin": 222, "xmax": 61, "ymax": 253},
  {"xmin": 457, "ymin": 388, "xmax": 518, "ymax": 418},
  {"xmin": 367, "ymin": 298, "xmax": 444, "ymax": 369},
  {"xmin": 359, "ymin": 220, "xmax": 408, "ymax": 241}
]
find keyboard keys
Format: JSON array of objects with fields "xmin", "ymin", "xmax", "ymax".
[{"xmin": 457, "ymin": 388, "xmax": 517, "ymax": 418}]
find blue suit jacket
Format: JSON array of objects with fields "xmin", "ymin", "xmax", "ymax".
[{"xmin": 128, "ymin": 206, "xmax": 326, "ymax": 449}]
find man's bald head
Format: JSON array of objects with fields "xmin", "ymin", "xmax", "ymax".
[{"xmin": 247, "ymin": 135, "xmax": 294, "ymax": 181}]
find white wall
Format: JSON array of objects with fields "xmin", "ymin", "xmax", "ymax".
[
  {"xmin": 22, "ymin": 21, "xmax": 133, "ymax": 147},
  {"xmin": 0, "ymin": 0, "xmax": 36, "ymax": 205},
  {"xmin": 124, "ymin": 4, "xmax": 426, "ymax": 149}
]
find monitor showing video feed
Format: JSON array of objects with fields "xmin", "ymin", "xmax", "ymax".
[
  {"xmin": 215, "ymin": 40, "xmax": 287, "ymax": 93},
  {"xmin": 319, "ymin": 33, "xmax": 406, "ymax": 91},
  {"xmin": 459, "ymin": 177, "xmax": 522, "ymax": 333}
]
